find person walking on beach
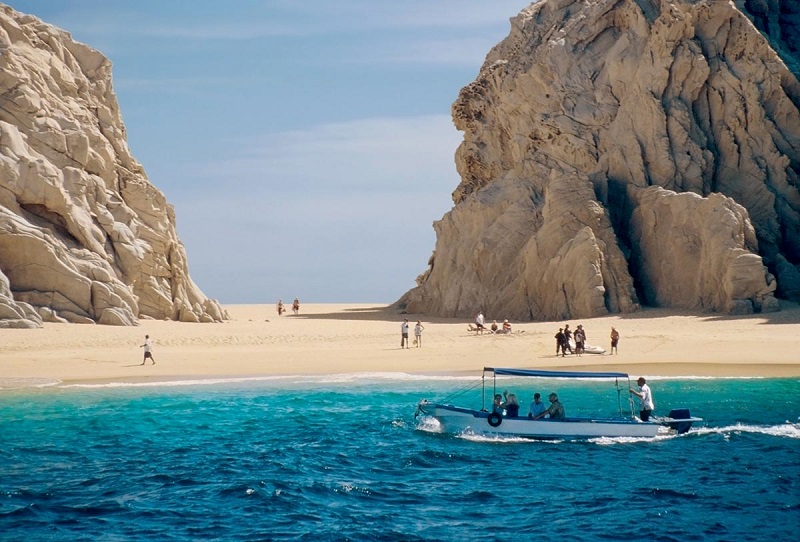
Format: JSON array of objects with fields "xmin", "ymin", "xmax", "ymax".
[
  {"xmin": 414, "ymin": 321, "xmax": 424, "ymax": 347},
  {"xmin": 630, "ymin": 377, "xmax": 654, "ymax": 421},
  {"xmin": 401, "ymin": 319, "xmax": 410, "ymax": 349},
  {"xmin": 277, "ymin": 300, "xmax": 285, "ymax": 316},
  {"xmin": 610, "ymin": 327, "xmax": 620, "ymax": 354},
  {"xmin": 292, "ymin": 298, "xmax": 300, "ymax": 315},
  {"xmin": 140, "ymin": 334, "xmax": 155, "ymax": 365}
]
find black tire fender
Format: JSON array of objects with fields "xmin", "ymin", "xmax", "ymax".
[{"xmin": 487, "ymin": 412, "xmax": 502, "ymax": 427}]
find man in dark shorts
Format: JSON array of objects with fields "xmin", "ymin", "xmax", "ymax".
[
  {"xmin": 140, "ymin": 334, "xmax": 155, "ymax": 365},
  {"xmin": 400, "ymin": 319, "xmax": 410, "ymax": 349}
]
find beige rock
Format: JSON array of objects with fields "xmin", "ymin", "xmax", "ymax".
[
  {"xmin": 630, "ymin": 187, "xmax": 776, "ymax": 313},
  {"xmin": 400, "ymin": 0, "xmax": 798, "ymax": 320},
  {"xmin": 0, "ymin": 6, "xmax": 226, "ymax": 327}
]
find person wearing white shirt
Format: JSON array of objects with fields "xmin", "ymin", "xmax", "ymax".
[{"xmin": 630, "ymin": 377, "xmax": 655, "ymax": 421}]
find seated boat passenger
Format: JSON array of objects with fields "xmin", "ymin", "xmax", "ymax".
[
  {"xmin": 493, "ymin": 394, "xmax": 504, "ymax": 414},
  {"xmin": 532, "ymin": 393, "xmax": 565, "ymax": 420},
  {"xmin": 503, "ymin": 392, "xmax": 520, "ymax": 417}
]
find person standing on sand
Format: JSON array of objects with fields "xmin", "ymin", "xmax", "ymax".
[
  {"xmin": 292, "ymin": 298, "xmax": 300, "ymax": 315},
  {"xmin": 610, "ymin": 327, "xmax": 620, "ymax": 354},
  {"xmin": 475, "ymin": 311, "xmax": 485, "ymax": 334},
  {"xmin": 414, "ymin": 321, "xmax": 424, "ymax": 347},
  {"xmin": 563, "ymin": 324, "xmax": 573, "ymax": 354},
  {"xmin": 401, "ymin": 319, "xmax": 410, "ymax": 349},
  {"xmin": 555, "ymin": 328, "xmax": 565, "ymax": 356},
  {"xmin": 140, "ymin": 334, "xmax": 155, "ymax": 365},
  {"xmin": 277, "ymin": 300, "xmax": 285, "ymax": 316}
]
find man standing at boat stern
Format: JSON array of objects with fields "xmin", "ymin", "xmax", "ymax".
[{"xmin": 630, "ymin": 377, "xmax": 655, "ymax": 421}]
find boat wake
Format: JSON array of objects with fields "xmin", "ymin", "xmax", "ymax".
[{"xmin": 692, "ymin": 422, "xmax": 800, "ymax": 439}]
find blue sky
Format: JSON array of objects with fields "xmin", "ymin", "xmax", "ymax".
[{"xmin": 9, "ymin": 1, "xmax": 533, "ymax": 303}]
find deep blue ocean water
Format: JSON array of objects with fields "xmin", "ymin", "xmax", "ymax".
[{"xmin": 1, "ymin": 374, "xmax": 798, "ymax": 541}]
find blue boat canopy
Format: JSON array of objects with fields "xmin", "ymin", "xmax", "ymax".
[{"xmin": 485, "ymin": 367, "xmax": 629, "ymax": 379}]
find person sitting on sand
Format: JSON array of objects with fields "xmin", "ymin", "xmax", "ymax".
[
  {"xmin": 502, "ymin": 320, "xmax": 512, "ymax": 334},
  {"xmin": 490, "ymin": 320, "xmax": 499, "ymax": 333},
  {"xmin": 532, "ymin": 393, "xmax": 565, "ymax": 420}
]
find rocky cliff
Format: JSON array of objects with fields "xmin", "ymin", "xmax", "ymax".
[
  {"xmin": 0, "ymin": 6, "xmax": 225, "ymax": 327},
  {"xmin": 400, "ymin": 0, "xmax": 799, "ymax": 320}
]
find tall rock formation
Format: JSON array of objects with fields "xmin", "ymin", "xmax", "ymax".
[
  {"xmin": 0, "ymin": 6, "xmax": 226, "ymax": 327},
  {"xmin": 399, "ymin": 0, "xmax": 798, "ymax": 320}
]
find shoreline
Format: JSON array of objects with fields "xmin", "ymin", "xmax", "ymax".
[{"xmin": 1, "ymin": 302, "xmax": 799, "ymax": 390}]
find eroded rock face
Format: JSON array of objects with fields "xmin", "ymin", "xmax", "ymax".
[
  {"xmin": 0, "ymin": 6, "xmax": 226, "ymax": 326},
  {"xmin": 400, "ymin": 0, "xmax": 799, "ymax": 320}
]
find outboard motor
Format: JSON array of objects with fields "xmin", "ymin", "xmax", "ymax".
[{"xmin": 667, "ymin": 408, "xmax": 693, "ymax": 434}]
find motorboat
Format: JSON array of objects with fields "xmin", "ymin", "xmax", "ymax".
[{"xmin": 415, "ymin": 367, "xmax": 702, "ymax": 439}]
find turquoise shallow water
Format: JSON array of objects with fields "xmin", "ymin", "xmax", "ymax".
[{"xmin": 1, "ymin": 374, "xmax": 798, "ymax": 541}]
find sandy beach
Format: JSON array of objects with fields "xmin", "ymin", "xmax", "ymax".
[{"xmin": 1, "ymin": 302, "xmax": 799, "ymax": 387}]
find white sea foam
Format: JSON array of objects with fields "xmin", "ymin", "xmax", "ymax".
[
  {"xmin": 414, "ymin": 416, "xmax": 443, "ymax": 434},
  {"xmin": 0, "ymin": 377, "xmax": 62, "ymax": 390},
  {"xmin": 59, "ymin": 375, "xmax": 298, "ymax": 389},
  {"xmin": 56, "ymin": 372, "xmax": 479, "ymax": 389},
  {"xmin": 457, "ymin": 430, "xmax": 563, "ymax": 444}
]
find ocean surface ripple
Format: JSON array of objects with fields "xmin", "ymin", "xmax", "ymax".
[{"xmin": 1, "ymin": 376, "xmax": 798, "ymax": 540}]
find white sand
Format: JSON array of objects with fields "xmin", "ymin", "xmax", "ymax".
[{"xmin": 1, "ymin": 303, "xmax": 799, "ymax": 387}]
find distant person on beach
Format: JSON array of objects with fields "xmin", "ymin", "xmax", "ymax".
[
  {"xmin": 630, "ymin": 377, "xmax": 654, "ymax": 421},
  {"xmin": 414, "ymin": 321, "xmax": 424, "ymax": 347},
  {"xmin": 563, "ymin": 324, "xmax": 573, "ymax": 354},
  {"xmin": 574, "ymin": 324, "xmax": 585, "ymax": 356},
  {"xmin": 401, "ymin": 319, "xmax": 410, "ymax": 349},
  {"xmin": 555, "ymin": 328, "xmax": 565, "ymax": 356},
  {"xmin": 140, "ymin": 334, "xmax": 155, "ymax": 365},
  {"xmin": 277, "ymin": 300, "xmax": 285, "ymax": 316},
  {"xmin": 528, "ymin": 393, "xmax": 546, "ymax": 418},
  {"xmin": 490, "ymin": 320, "xmax": 499, "ymax": 333},
  {"xmin": 502, "ymin": 392, "xmax": 520, "ymax": 417},
  {"xmin": 610, "ymin": 327, "xmax": 620, "ymax": 354},
  {"xmin": 533, "ymin": 393, "xmax": 565, "ymax": 420},
  {"xmin": 502, "ymin": 320, "xmax": 512, "ymax": 334},
  {"xmin": 475, "ymin": 311, "xmax": 485, "ymax": 334},
  {"xmin": 292, "ymin": 298, "xmax": 300, "ymax": 315}
]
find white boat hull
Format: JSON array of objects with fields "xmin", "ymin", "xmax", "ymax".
[{"xmin": 426, "ymin": 404, "xmax": 660, "ymax": 439}]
